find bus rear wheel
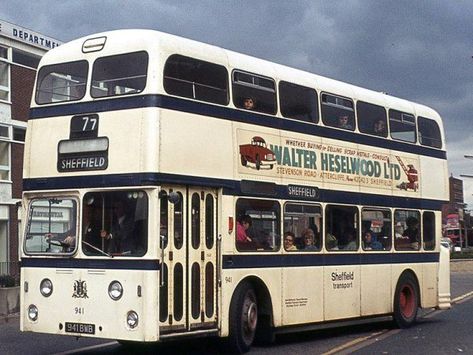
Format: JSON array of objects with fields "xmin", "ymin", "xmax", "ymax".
[
  {"xmin": 229, "ymin": 282, "xmax": 258, "ymax": 353},
  {"xmin": 393, "ymin": 273, "xmax": 419, "ymax": 328}
]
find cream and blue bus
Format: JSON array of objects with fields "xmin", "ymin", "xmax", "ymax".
[{"xmin": 20, "ymin": 29, "xmax": 450, "ymax": 353}]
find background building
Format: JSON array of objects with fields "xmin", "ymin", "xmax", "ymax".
[
  {"xmin": 442, "ymin": 175, "xmax": 471, "ymax": 247},
  {"xmin": 0, "ymin": 19, "xmax": 61, "ymax": 277}
]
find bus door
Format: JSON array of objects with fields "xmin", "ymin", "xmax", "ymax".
[{"xmin": 158, "ymin": 186, "xmax": 218, "ymax": 334}]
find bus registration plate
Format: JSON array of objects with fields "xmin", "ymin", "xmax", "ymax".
[{"xmin": 65, "ymin": 322, "xmax": 95, "ymax": 334}]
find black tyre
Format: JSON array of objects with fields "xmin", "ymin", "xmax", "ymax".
[
  {"xmin": 241, "ymin": 155, "xmax": 247, "ymax": 166},
  {"xmin": 228, "ymin": 282, "xmax": 258, "ymax": 353},
  {"xmin": 393, "ymin": 273, "xmax": 419, "ymax": 328},
  {"xmin": 255, "ymin": 155, "xmax": 261, "ymax": 170}
]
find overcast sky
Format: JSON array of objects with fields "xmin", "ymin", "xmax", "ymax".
[{"xmin": 2, "ymin": 1, "xmax": 472, "ymax": 206}]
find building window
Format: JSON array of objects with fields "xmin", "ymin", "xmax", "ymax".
[
  {"xmin": 13, "ymin": 127, "xmax": 26, "ymax": 142},
  {"xmin": 0, "ymin": 141, "xmax": 9, "ymax": 181},
  {"xmin": 0, "ymin": 60, "xmax": 10, "ymax": 101},
  {"xmin": 12, "ymin": 49, "xmax": 40, "ymax": 69},
  {"xmin": 0, "ymin": 47, "xmax": 8, "ymax": 59}
]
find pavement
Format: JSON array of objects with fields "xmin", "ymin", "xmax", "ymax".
[{"xmin": 1, "ymin": 259, "xmax": 472, "ymax": 325}]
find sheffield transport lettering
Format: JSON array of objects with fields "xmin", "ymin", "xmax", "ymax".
[{"xmin": 332, "ymin": 271, "xmax": 354, "ymax": 289}]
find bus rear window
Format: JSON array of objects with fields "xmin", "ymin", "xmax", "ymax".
[
  {"xmin": 91, "ymin": 51, "xmax": 148, "ymax": 98},
  {"xmin": 35, "ymin": 60, "xmax": 88, "ymax": 104}
]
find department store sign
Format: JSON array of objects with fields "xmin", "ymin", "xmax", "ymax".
[{"xmin": 0, "ymin": 19, "xmax": 61, "ymax": 50}]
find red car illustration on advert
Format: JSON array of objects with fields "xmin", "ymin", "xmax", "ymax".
[
  {"xmin": 239, "ymin": 136, "xmax": 276, "ymax": 170},
  {"xmin": 395, "ymin": 156, "xmax": 419, "ymax": 191}
]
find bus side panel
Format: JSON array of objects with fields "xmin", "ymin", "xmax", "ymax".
[
  {"xmin": 360, "ymin": 264, "xmax": 392, "ymax": 316},
  {"xmin": 421, "ymin": 262, "xmax": 438, "ymax": 308},
  {"xmin": 323, "ymin": 265, "xmax": 360, "ymax": 320},
  {"xmin": 281, "ymin": 266, "xmax": 323, "ymax": 325},
  {"xmin": 220, "ymin": 268, "xmax": 281, "ymax": 337}
]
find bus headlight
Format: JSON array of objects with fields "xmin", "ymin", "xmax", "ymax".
[
  {"xmin": 108, "ymin": 281, "xmax": 123, "ymax": 300},
  {"xmin": 28, "ymin": 304, "xmax": 38, "ymax": 321},
  {"xmin": 40, "ymin": 279, "xmax": 53, "ymax": 297},
  {"xmin": 127, "ymin": 311, "xmax": 139, "ymax": 329}
]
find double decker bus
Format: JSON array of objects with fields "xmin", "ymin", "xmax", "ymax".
[{"xmin": 20, "ymin": 29, "xmax": 450, "ymax": 353}]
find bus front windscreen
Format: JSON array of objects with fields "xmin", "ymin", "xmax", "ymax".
[
  {"xmin": 24, "ymin": 198, "xmax": 77, "ymax": 254},
  {"xmin": 35, "ymin": 60, "xmax": 88, "ymax": 104}
]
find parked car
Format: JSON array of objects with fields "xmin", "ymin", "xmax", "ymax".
[{"xmin": 239, "ymin": 136, "xmax": 276, "ymax": 170}]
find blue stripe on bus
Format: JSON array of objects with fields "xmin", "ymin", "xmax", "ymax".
[
  {"xmin": 21, "ymin": 257, "xmax": 160, "ymax": 270},
  {"xmin": 23, "ymin": 172, "xmax": 446, "ymax": 210},
  {"xmin": 29, "ymin": 94, "xmax": 447, "ymax": 160},
  {"xmin": 222, "ymin": 252, "xmax": 439, "ymax": 269}
]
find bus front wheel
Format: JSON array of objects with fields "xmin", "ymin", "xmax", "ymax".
[
  {"xmin": 393, "ymin": 273, "xmax": 419, "ymax": 328},
  {"xmin": 229, "ymin": 281, "xmax": 258, "ymax": 353}
]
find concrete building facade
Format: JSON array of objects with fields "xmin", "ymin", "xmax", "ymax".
[{"xmin": 0, "ymin": 19, "xmax": 61, "ymax": 277}]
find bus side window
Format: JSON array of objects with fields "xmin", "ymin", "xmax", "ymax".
[
  {"xmin": 321, "ymin": 93, "xmax": 355, "ymax": 131},
  {"xmin": 389, "ymin": 110, "xmax": 416, "ymax": 143},
  {"xmin": 361, "ymin": 208, "xmax": 392, "ymax": 251},
  {"xmin": 325, "ymin": 205, "xmax": 359, "ymax": 251},
  {"xmin": 283, "ymin": 203, "xmax": 322, "ymax": 252},
  {"xmin": 423, "ymin": 211, "xmax": 436, "ymax": 250},
  {"xmin": 232, "ymin": 70, "xmax": 277, "ymax": 115},
  {"xmin": 418, "ymin": 116, "xmax": 442, "ymax": 149},
  {"xmin": 279, "ymin": 81, "xmax": 319, "ymax": 124},
  {"xmin": 235, "ymin": 198, "xmax": 281, "ymax": 252},
  {"xmin": 394, "ymin": 210, "xmax": 421, "ymax": 250},
  {"xmin": 357, "ymin": 101, "xmax": 388, "ymax": 138},
  {"xmin": 163, "ymin": 54, "xmax": 229, "ymax": 105}
]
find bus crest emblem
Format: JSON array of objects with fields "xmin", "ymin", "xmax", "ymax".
[{"xmin": 72, "ymin": 280, "xmax": 89, "ymax": 298}]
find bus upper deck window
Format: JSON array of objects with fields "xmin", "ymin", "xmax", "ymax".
[
  {"xmin": 91, "ymin": 51, "xmax": 148, "ymax": 98},
  {"xmin": 389, "ymin": 109, "xmax": 417, "ymax": 143},
  {"xmin": 35, "ymin": 60, "xmax": 88, "ymax": 104},
  {"xmin": 321, "ymin": 93, "xmax": 355, "ymax": 131},
  {"xmin": 418, "ymin": 116, "xmax": 442, "ymax": 149}
]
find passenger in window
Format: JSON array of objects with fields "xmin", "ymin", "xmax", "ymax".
[
  {"xmin": 343, "ymin": 228, "xmax": 357, "ymax": 250},
  {"xmin": 236, "ymin": 215, "xmax": 253, "ymax": 244},
  {"xmin": 373, "ymin": 119, "xmax": 387, "ymax": 136},
  {"xmin": 337, "ymin": 114, "xmax": 353, "ymax": 130},
  {"xmin": 102, "ymin": 199, "xmax": 136, "ymax": 255},
  {"xmin": 326, "ymin": 233, "xmax": 339, "ymax": 250},
  {"xmin": 243, "ymin": 97, "xmax": 255, "ymax": 110},
  {"xmin": 402, "ymin": 217, "xmax": 420, "ymax": 249},
  {"xmin": 301, "ymin": 228, "xmax": 319, "ymax": 250},
  {"xmin": 363, "ymin": 230, "xmax": 383, "ymax": 250},
  {"xmin": 284, "ymin": 231, "xmax": 298, "ymax": 251}
]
